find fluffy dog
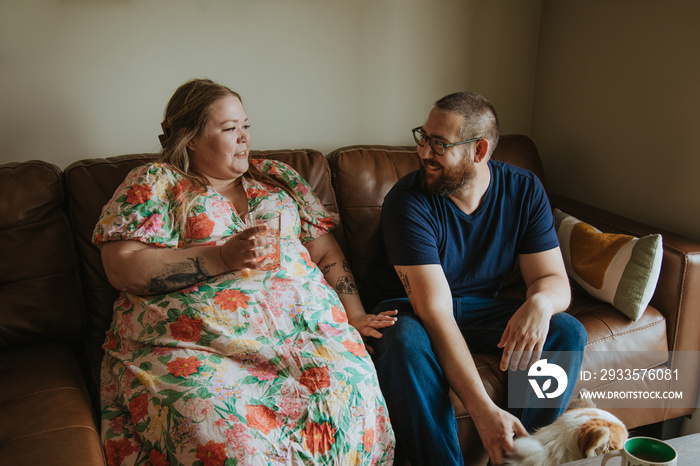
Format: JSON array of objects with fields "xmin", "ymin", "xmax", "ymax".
[{"xmin": 505, "ymin": 393, "xmax": 628, "ymax": 466}]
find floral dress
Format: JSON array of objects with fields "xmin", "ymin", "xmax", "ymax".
[{"xmin": 94, "ymin": 160, "xmax": 395, "ymax": 466}]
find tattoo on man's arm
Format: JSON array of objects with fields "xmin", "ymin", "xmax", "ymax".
[
  {"xmin": 148, "ymin": 257, "xmax": 212, "ymax": 294},
  {"xmin": 334, "ymin": 276, "xmax": 359, "ymax": 295},
  {"xmin": 397, "ymin": 270, "xmax": 412, "ymax": 296}
]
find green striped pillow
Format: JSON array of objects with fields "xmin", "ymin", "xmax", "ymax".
[{"xmin": 553, "ymin": 209, "xmax": 663, "ymax": 321}]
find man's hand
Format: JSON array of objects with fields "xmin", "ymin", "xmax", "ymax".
[
  {"xmin": 497, "ymin": 295, "xmax": 552, "ymax": 371},
  {"xmin": 471, "ymin": 403, "xmax": 528, "ymax": 465},
  {"xmin": 502, "ymin": 248, "xmax": 572, "ymax": 371}
]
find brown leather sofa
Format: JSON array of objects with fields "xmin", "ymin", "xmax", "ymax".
[{"xmin": 1, "ymin": 135, "xmax": 698, "ymax": 465}]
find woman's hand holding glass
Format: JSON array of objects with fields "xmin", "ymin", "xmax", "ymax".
[{"xmin": 219, "ymin": 224, "xmax": 277, "ymax": 271}]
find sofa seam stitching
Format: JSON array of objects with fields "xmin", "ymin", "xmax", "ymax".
[
  {"xmin": 332, "ymin": 147, "xmax": 415, "ymax": 156},
  {"xmin": 4, "ymin": 386, "xmax": 83, "ymax": 404},
  {"xmin": 584, "ymin": 319, "xmax": 665, "ymax": 347},
  {"xmin": 1, "ymin": 424, "xmax": 100, "ymax": 446}
]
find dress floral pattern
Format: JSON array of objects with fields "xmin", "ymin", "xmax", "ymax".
[{"xmin": 94, "ymin": 160, "xmax": 395, "ymax": 465}]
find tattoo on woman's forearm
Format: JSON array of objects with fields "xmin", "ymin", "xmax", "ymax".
[
  {"xmin": 320, "ymin": 259, "xmax": 358, "ymax": 295},
  {"xmin": 335, "ymin": 276, "xmax": 359, "ymax": 295},
  {"xmin": 148, "ymin": 257, "xmax": 212, "ymax": 294},
  {"xmin": 321, "ymin": 260, "xmax": 353, "ymax": 276},
  {"xmin": 320, "ymin": 261, "xmax": 337, "ymax": 276}
]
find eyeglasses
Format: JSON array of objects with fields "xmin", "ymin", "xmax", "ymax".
[{"xmin": 412, "ymin": 127, "xmax": 481, "ymax": 156}]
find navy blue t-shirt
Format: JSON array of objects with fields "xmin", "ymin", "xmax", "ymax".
[{"xmin": 361, "ymin": 160, "xmax": 559, "ymax": 308}]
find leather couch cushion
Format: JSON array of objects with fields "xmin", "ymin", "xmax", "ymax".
[
  {"xmin": 64, "ymin": 154, "xmax": 157, "ymax": 399},
  {"xmin": 0, "ymin": 161, "xmax": 84, "ymax": 348},
  {"xmin": 328, "ymin": 145, "xmax": 420, "ymax": 287},
  {"xmin": 0, "ymin": 344, "xmax": 104, "ymax": 464}
]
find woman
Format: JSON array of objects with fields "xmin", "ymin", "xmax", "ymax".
[{"xmin": 95, "ymin": 79, "xmax": 396, "ymax": 465}]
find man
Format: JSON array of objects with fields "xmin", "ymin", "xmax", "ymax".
[{"xmin": 362, "ymin": 92, "xmax": 587, "ymax": 465}]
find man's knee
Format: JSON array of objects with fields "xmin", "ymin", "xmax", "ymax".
[
  {"xmin": 370, "ymin": 312, "xmax": 431, "ymax": 360},
  {"xmin": 548, "ymin": 312, "xmax": 588, "ymax": 351}
]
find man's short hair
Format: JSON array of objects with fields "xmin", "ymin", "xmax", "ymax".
[{"xmin": 435, "ymin": 92, "xmax": 500, "ymax": 158}]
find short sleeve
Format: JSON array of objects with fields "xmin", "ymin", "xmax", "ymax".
[
  {"xmin": 251, "ymin": 159, "xmax": 337, "ymax": 243},
  {"xmin": 381, "ymin": 176, "xmax": 442, "ymax": 266},
  {"xmin": 92, "ymin": 163, "xmax": 182, "ymax": 249},
  {"xmin": 519, "ymin": 175, "xmax": 559, "ymax": 254}
]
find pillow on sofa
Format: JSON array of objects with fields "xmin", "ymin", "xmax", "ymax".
[{"xmin": 553, "ymin": 209, "xmax": 663, "ymax": 321}]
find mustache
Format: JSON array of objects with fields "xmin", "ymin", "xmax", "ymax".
[{"xmin": 418, "ymin": 158, "xmax": 475, "ymax": 197}]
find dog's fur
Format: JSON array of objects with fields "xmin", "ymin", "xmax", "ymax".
[{"xmin": 505, "ymin": 393, "xmax": 628, "ymax": 466}]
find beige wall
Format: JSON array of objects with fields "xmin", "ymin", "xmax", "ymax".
[
  {"xmin": 4, "ymin": 1, "xmax": 698, "ymax": 241},
  {"xmin": 0, "ymin": 0, "xmax": 540, "ymax": 168},
  {"xmin": 533, "ymin": 1, "xmax": 700, "ymax": 241}
]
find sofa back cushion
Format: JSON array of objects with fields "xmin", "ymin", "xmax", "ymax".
[
  {"xmin": 0, "ymin": 161, "xmax": 84, "ymax": 349},
  {"xmin": 327, "ymin": 135, "xmax": 546, "ymax": 288},
  {"xmin": 63, "ymin": 150, "xmax": 337, "ymax": 394}
]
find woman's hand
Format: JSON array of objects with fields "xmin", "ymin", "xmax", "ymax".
[
  {"xmin": 349, "ymin": 310, "xmax": 399, "ymax": 339},
  {"xmin": 219, "ymin": 225, "xmax": 277, "ymax": 271},
  {"xmin": 349, "ymin": 310, "xmax": 398, "ymax": 354},
  {"xmin": 304, "ymin": 233, "xmax": 398, "ymax": 353}
]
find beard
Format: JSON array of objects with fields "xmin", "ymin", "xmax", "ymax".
[{"xmin": 419, "ymin": 153, "xmax": 476, "ymax": 197}]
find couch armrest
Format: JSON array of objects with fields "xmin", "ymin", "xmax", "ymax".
[{"xmin": 550, "ymin": 194, "xmax": 700, "ymax": 356}]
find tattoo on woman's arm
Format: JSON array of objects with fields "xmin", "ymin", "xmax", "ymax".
[
  {"xmin": 320, "ymin": 259, "xmax": 358, "ymax": 295},
  {"xmin": 320, "ymin": 261, "xmax": 337, "ymax": 276},
  {"xmin": 148, "ymin": 257, "xmax": 212, "ymax": 294},
  {"xmin": 335, "ymin": 276, "xmax": 359, "ymax": 295}
]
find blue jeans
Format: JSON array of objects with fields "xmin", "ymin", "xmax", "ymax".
[{"xmin": 368, "ymin": 297, "xmax": 587, "ymax": 466}]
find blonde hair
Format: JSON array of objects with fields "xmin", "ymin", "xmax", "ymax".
[{"xmin": 158, "ymin": 78, "xmax": 302, "ymax": 204}]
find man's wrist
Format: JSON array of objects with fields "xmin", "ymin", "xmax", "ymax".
[{"xmin": 468, "ymin": 398, "xmax": 499, "ymax": 423}]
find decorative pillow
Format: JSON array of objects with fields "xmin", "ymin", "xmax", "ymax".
[{"xmin": 553, "ymin": 209, "xmax": 663, "ymax": 321}]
